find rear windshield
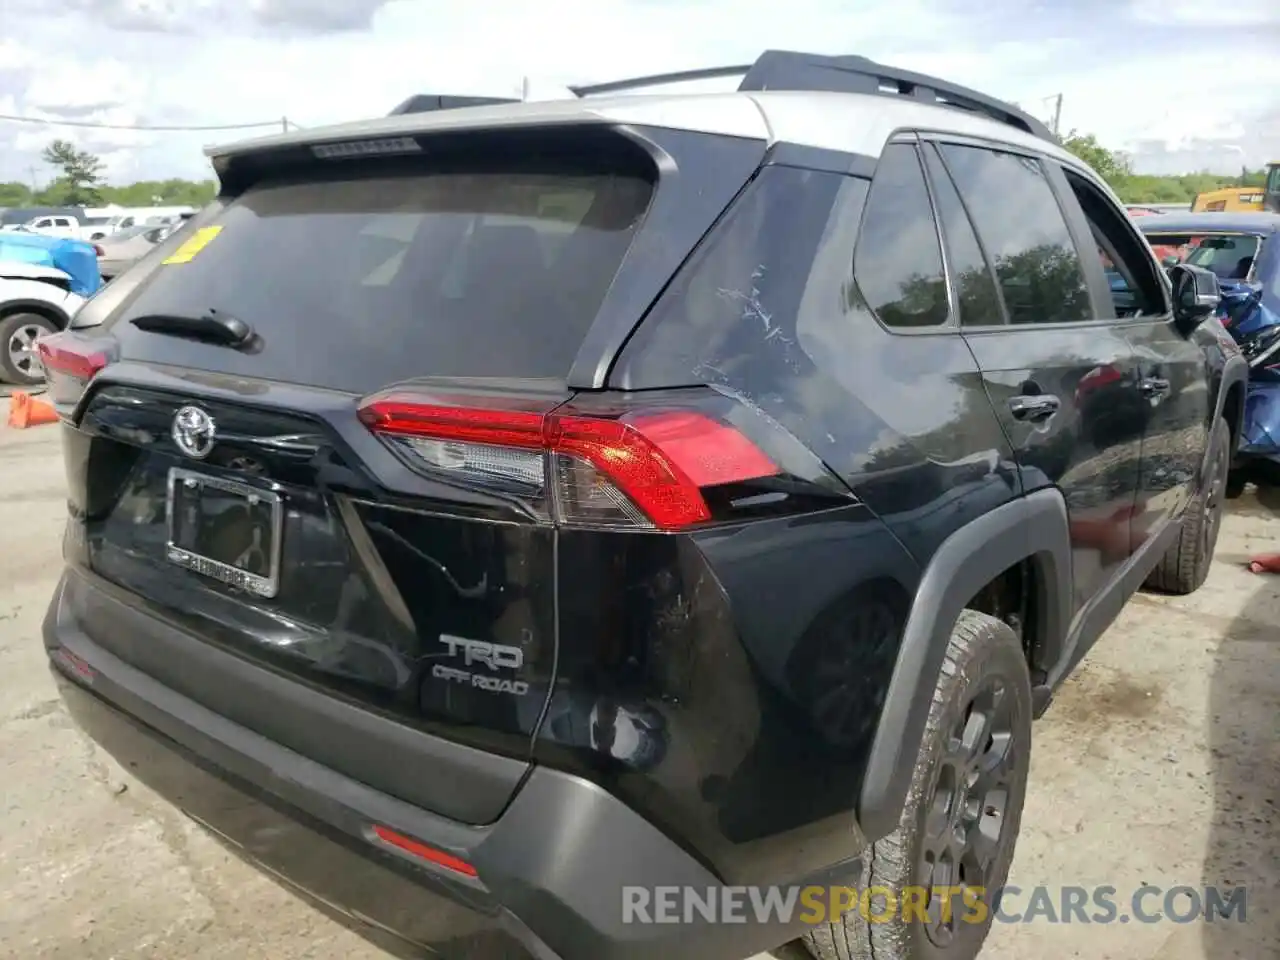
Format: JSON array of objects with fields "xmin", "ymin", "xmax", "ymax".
[
  {"xmin": 105, "ymin": 165, "xmax": 653, "ymax": 391},
  {"xmin": 1146, "ymin": 233, "xmax": 1260, "ymax": 281}
]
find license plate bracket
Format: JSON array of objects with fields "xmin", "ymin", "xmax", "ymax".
[{"xmin": 165, "ymin": 467, "xmax": 283, "ymax": 598}]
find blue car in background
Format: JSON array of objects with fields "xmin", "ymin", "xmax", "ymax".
[{"xmin": 1133, "ymin": 212, "xmax": 1280, "ymax": 494}]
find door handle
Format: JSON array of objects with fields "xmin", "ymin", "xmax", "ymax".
[
  {"xmin": 1139, "ymin": 377, "xmax": 1170, "ymax": 397},
  {"xmin": 1009, "ymin": 394, "xmax": 1061, "ymax": 422}
]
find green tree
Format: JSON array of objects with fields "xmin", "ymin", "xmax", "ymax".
[
  {"xmin": 38, "ymin": 139, "xmax": 106, "ymax": 205},
  {"xmin": 0, "ymin": 182, "xmax": 33, "ymax": 208},
  {"xmin": 1060, "ymin": 129, "xmax": 1132, "ymax": 184},
  {"xmin": 1053, "ymin": 130, "xmax": 1274, "ymax": 207},
  {"xmin": 105, "ymin": 178, "xmax": 216, "ymax": 207},
  {"xmin": 1238, "ymin": 167, "xmax": 1266, "ymax": 187}
]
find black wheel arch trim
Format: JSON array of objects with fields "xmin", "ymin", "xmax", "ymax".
[
  {"xmin": 1212, "ymin": 355, "xmax": 1248, "ymax": 474},
  {"xmin": 856, "ymin": 488, "xmax": 1071, "ymax": 842}
]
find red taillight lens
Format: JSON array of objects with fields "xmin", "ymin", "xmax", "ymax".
[
  {"xmin": 551, "ymin": 410, "xmax": 778, "ymax": 528},
  {"xmin": 357, "ymin": 400, "xmax": 545, "ymax": 448},
  {"xmin": 369, "ymin": 824, "xmax": 478, "ymax": 877},
  {"xmin": 357, "ymin": 393, "xmax": 782, "ymax": 531},
  {"xmin": 37, "ymin": 335, "xmax": 108, "ymax": 380}
]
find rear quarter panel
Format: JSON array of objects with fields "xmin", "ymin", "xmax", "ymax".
[{"xmin": 589, "ymin": 162, "xmax": 1021, "ymax": 882}]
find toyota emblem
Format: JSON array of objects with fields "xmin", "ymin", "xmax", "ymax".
[{"xmin": 172, "ymin": 405, "xmax": 217, "ymax": 459}]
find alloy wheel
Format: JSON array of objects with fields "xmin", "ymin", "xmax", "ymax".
[
  {"xmin": 918, "ymin": 677, "xmax": 1017, "ymax": 948},
  {"xmin": 7, "ymin": 323, "xmax": 47, "ymax": 379}
]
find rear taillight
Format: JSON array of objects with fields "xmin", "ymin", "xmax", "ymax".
[
  {"xmin": 357, "ymin": 388, "xmax": 849, "ymax": 531},
  {"xmin": 35, "ymin": 331, "xmax": 113, "ymax": 414},
  {"xmin": 37, "ymin": 336, "xmax": 108, "ymax": 381}
]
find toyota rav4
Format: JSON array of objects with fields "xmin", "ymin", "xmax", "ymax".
[{"xmin": 39, "ymin": 51, "xmax": 1246, "ymax": 960}]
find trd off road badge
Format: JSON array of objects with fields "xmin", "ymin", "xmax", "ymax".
[{"xmin": 432, "ymin": 634, "xmax": 530, "ymax": 696}]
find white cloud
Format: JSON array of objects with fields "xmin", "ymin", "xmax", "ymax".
[
  {"xmin": 0, "ymin": 0, "xmax": 1277, "ymax": 185},
  {"xmin": 0, "ymin": 38, "xmax": 38, "ymax": 72},
  {"xmin": 1127, "ymin": 0, "xmax": 1280, "ymax": 26}
]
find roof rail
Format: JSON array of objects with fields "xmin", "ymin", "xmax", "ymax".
[
  {"xmin": 388, "ymin": 93, "xmax": 521, "ymax": 116},
  {"xmin": 568, "ymin": 64, "xmax": 753, "ymax": 97},
  {"xmin": 568, "ymin": 49, "xmax": 1055, "ymax": 143}
]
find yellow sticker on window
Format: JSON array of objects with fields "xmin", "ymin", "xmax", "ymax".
[{"xmin": 163, "ymin": 225, "xmax": 223, "ymax": 265}]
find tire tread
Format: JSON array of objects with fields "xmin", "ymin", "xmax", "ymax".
[
  {"xmin": 1144, "ymin": 416, "xmax": 1229, "ymax": 596},
  {"xmin": 801, "ymin": 610, "xmax": 1027, "ymax": 960}
]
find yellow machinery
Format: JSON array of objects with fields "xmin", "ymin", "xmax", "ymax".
[{"xmin": 1192, "ymin": 161, "xmax": 1280, "ymax": 212}]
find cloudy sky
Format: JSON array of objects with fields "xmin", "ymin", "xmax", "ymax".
[{"xmin": 0, "ymin": 0, "xmax": 1278, "ymax": 187}]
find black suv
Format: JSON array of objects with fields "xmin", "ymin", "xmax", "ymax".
[{"xmin": 40, "ymin": 51, "xmax": 1246, "ymax": 960}]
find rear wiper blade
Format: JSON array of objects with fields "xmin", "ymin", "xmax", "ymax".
[{"xmin": 130, "ymin": 309, "xmax": 253, "ymax": 347}]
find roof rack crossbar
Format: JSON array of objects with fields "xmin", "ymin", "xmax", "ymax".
[{"xmin": 564, "ymin": 49, "xmax": 1055, "ymax": 143}]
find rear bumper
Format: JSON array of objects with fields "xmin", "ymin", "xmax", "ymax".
[{"xmin": 44, "ymin": 570, "xmax": 821, "ymax": 960}]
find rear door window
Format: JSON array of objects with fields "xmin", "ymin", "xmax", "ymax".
[
  {"xmin": 106, "ymin": 166, "xmax": 653, "ymax": 392},
  {"xmin": 938, "ymin": 144, "xmax": 1093, "ymax": 325}
]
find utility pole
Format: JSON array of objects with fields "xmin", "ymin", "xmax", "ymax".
[
  {"xmin": 281, "ymin": 116, "xmax": 289, "ymax": 133},
  {"xmin": 1050, "ymin": 93, "xmax": 1063, "ymax": 138},
  {"xmin": 27, "ymin": 165, "xmax": 38, "ymax": 194}
]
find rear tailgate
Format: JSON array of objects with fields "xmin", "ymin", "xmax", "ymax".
[{"xmin": 47, "ymin": 121, "xmax": 768, "ymax": 825}]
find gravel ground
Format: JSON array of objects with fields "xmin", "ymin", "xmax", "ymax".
[{"xmin": 0, "ymin": 398, "xmax": 1276, "ymax": 960}]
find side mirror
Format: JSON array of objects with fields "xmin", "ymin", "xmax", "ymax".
[{"xmin": 1168, "ymin": 263, "xmax": 1221, "ymax": 335}]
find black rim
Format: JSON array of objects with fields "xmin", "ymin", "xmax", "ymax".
[{"xmin": 918, "ymin": 678, "xmax": 1017, "ymax": 948}]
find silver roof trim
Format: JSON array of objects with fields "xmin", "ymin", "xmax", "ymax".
[
  {"xmin": 205, "ymin": 89, "xmax": 1084, "ymax": 172},
  {"xmin": 204, "ymin": 93, "xmax": 771, "ymax": 160}
]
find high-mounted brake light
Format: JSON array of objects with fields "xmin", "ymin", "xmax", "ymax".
[
  {"xmin": 311, "ymin": 137, "xmax": 422, "ymax": 160},
  {"xmin": 357, "ymin": 394, "xmax": 781, "ymax": 531}
]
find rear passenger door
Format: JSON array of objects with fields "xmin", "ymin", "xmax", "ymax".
[
  {"xmin": 921, "ymin": 139, "xmax": 1146, "ymax": 615},
  {"xmin": 1049, "ymin": 164, "xmax": 1209, "ymax": 550}
]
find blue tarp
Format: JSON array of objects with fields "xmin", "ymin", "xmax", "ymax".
[{"xmin": 0, "ymin": 231, "xmax": 102, "ymax": 298}]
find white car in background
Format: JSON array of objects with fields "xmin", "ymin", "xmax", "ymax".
[
  {"xmin": 95, "ymin": 221, "xmax": 182, "ymax": 281},
  {"xmin": 0, "ymin": 262, "xmax": 88, "ymax": 384}
]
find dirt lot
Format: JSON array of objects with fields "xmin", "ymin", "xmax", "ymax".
[{"xmin": 1, "ymin": 396, "xmax": 1277, "ymax": 960}]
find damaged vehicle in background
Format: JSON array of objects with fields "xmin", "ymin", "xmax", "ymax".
[
  {"xmin": 1134, "ymin": 211, "xmax": 1280, "ymax": 494},
  {"xmin": 0, "ymin": 231, "xmax": 102, "ymax": 384}
]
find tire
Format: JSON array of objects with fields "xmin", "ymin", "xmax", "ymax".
[
  {"xmin": 803, "ymin": 610, "xmax": 1033, "ymax": 960},
  {"xmin": 0, "ymin": 312, "xmax": 57, "ymax": 385},
  {"xmin": 1224, "ymin": 470, "xmax": 1246, "ymax": 500},
  {"xmin": 1143, "ymin": 415, "xmax": 1230, "ymax": 595}
]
